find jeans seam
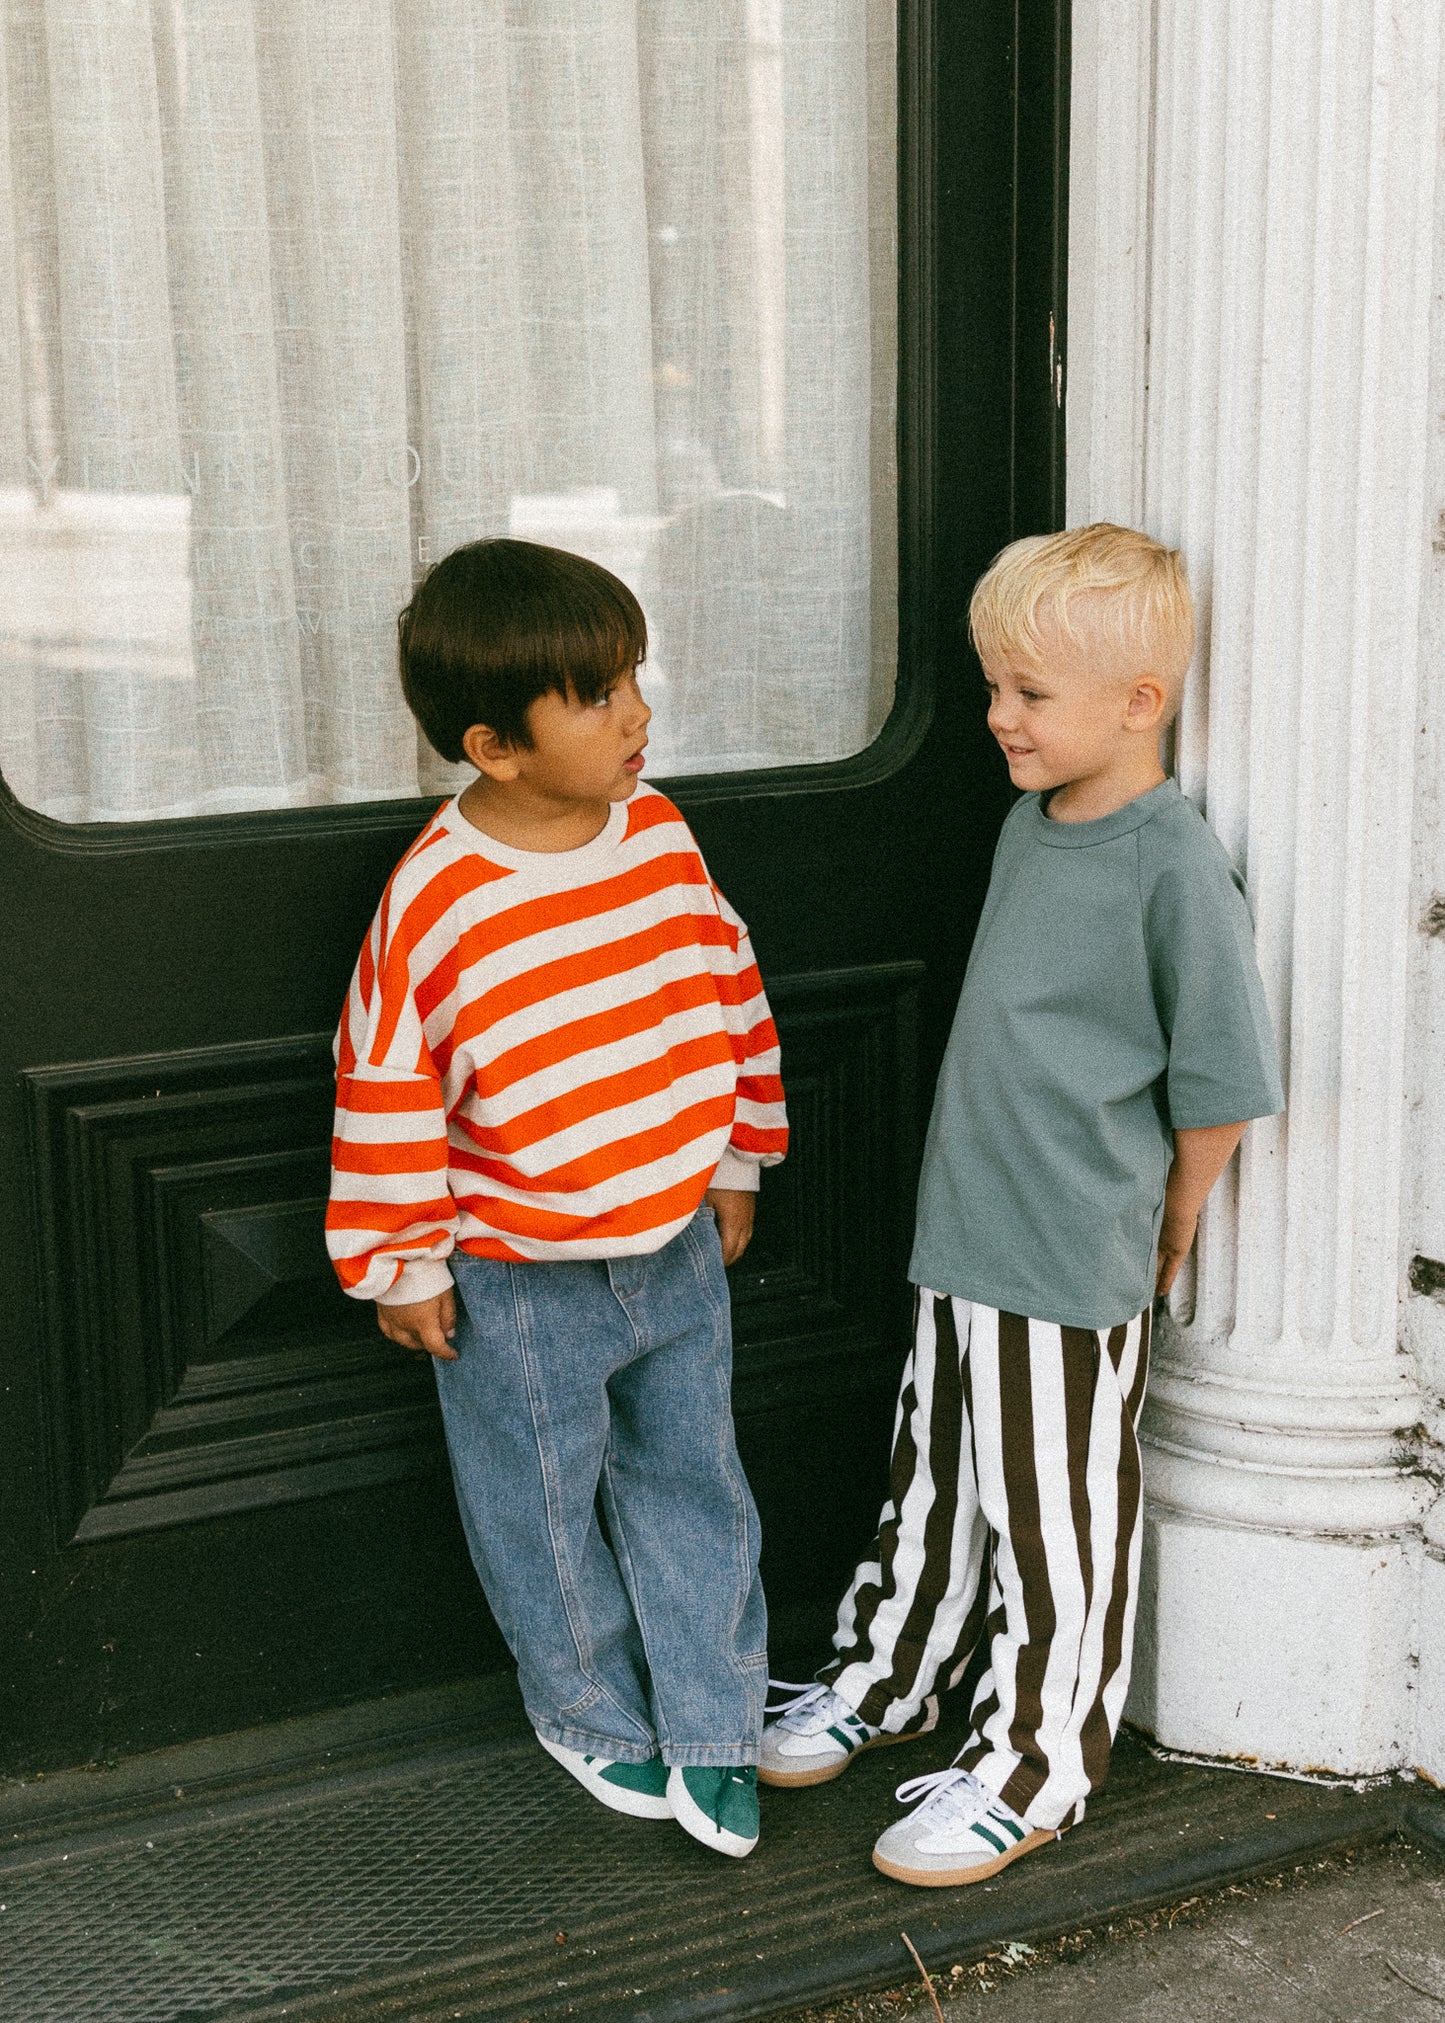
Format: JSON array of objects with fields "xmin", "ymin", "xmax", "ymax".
[
  {"xmin": 511, "ymin": 1269, "xmax": 608, "ymax": 1710},
  {"xmin": 599, "ymin": 1444, "xmax": 661, "ymax": 1739},
  {"xmin": 610, "ymin": 1230, "xmax": 762, "ymax": 1740},
  {"xmin": 679, "ymin": 1212, "xmax": 729, "ymax": 1336},
  {"xmin": 719, "ymin": 1363, "xmax": 758, "ymax": 1674},
  {"xmin": 692, "ymin": 1234, "xmax": 764, "ymax": 1693},
  {"xmin": 511, "ymin": 1268, "xmax": 656, "ymax": 1748},
  {"xmin": 605, "ymin": 1254, "xmax": 647, "ymax": 1363}
]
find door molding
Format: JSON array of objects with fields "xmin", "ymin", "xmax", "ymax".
[{"xmin": 23, "ymin": 961, "xmax": 925, "ymax": 1547}]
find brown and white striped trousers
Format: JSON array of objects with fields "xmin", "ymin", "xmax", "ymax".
[{"xmin": 822, "ymin": 1292, "xmax": 1151, "ymax": 1831}]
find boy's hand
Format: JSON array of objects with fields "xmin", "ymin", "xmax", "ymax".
[
  {"xmin": 1155, "ymin": 1120, "xmax": 1249, "ymax": 1296},
  {"xmin": 1154, "ymin": 1209, "xmax": 1199, "ymax": 1296},
  {"xmin": 705, "ymin": 1187, "xmax": 755, "ymax": 1267},
  {"xmin": 376, "ymin": 1286, "xmax": 458, "ymax": 1360}
]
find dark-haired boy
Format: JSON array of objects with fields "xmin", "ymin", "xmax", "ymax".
[{"xmin": 325, "ymin": 539, "xmax": 787, "ymax": 1858}]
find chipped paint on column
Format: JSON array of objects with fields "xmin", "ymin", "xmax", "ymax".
[{"xmin": 1069, "ymin": 0, "xmax": 1443, "ymax": 1772}]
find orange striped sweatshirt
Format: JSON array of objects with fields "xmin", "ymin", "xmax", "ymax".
[{"xmin": 326, "ymin": 783, "xmax": 788, "ymax": 1303}]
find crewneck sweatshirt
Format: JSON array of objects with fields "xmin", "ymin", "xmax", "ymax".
[{"xmin": 326, "ymin": 784, "xmax": 787, "ymax": 1303}]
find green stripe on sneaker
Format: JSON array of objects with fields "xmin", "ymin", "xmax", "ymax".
[
  {"xmin": 599, "ymin": 1757, "xmax": 670, "ymax": 1799},
  {"xmin": 826, "ymin": 1725, "xmax": 859, "ymax": 1754},
  {"xmin": 971, "ymin": 1821, "xmax": 1008, "ymax": 1854},
  {"xmin": 988, "ymin": 1811, "xmax": 1026, "ymax": 1841}
]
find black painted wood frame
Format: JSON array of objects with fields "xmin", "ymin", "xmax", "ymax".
[{"xmin": 0, "ymin": 0, "xmax": 1069, "ymax": 1773}]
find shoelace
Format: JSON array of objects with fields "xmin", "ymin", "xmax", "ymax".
[
  {"xmin": 895, "ymin": 1766, "xmax": 992, "ymax": 1822},
  {"xmin": 765, "ymin": 1679, "xmax": 849, "ymax": 1732},
  {"xmin": 894, "ymin": 1767, "xmax": 1059, "ymax": 1841},
  {"xmin": 766, "ymin": 1677, "xmax": 823, "ymax": 1712}
]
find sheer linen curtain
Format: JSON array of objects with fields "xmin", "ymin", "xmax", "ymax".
[{"xmin": 0, "ymin": 0, "xmax": 896, "ymax": 824}]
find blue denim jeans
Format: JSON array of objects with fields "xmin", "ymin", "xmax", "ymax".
[{"xmin": 435, "ymin": 1208, "xmax": 766, "ymax": 1766}]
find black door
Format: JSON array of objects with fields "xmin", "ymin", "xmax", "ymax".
[{"xmin": 0, "ymin": 0, "xmax": 1067, "ymax": 1774}]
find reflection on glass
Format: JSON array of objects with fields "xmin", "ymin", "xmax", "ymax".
[{"xmin": 0, "ymin": 0, "xmax": 896, "ymax": 822}]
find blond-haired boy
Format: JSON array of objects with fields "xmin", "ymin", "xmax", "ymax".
[{"xmin": 761, "ymin": 524, "xmax": 1282, "ymax": 1885}]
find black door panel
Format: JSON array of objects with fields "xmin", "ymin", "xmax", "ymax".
[{"xmin": 0, "ymin": 0, "xmax": 1067, "ymax": 1772}]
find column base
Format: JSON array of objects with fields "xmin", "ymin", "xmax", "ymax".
[
  {"xmin": 1416, "ymin": 1503, "xmax": 1445, "ymax": 1785},
  {"xmin": 1130, "ymin": 1328, "xmax": 1437, "ymax": 1777},
  {"xmin": 1127, "ymin": 1504, "xmax": 1420, "ymax": 1775}
]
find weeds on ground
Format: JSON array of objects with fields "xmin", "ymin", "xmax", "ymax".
[{"xmin": 777, "ymin": 1839, "xmax": 1439, "ymax": 2020}]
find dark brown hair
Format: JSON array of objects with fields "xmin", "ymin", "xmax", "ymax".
[{"xmin": 398, "ymin": 539, "xmax": 647, "ymax": 759}]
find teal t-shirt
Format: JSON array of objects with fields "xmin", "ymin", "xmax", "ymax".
[{"xmin": 909, "ymin": 779, "xmax": 1284, "ymax": 1329}]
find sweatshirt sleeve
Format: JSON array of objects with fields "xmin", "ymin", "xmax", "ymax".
[
  {"xmin": 326, "ymin": 900, "xmax": 459, "ymax": 1305},
  {"xmin": 711, "ymin": 885, "xmax": 789, "ymax": 1183}
]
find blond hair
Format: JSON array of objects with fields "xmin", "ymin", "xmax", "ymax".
[{"xmin": 969, "ymin": 523, "xmax": 1195, "ymax": 711}]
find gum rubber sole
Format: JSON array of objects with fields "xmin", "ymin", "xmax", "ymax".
[
  {"xmin": 758, "ymin": 1727, "xmax": 928, "ymax": 1790},
  {"xmin": 872, "ymin": 1824, "xmax": 1061, "ymax": 1887}
]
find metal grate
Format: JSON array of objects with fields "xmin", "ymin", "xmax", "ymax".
[
  {"xmin": 0, "ymin": 1736, "xmax": 668, "ymax": 2023},
  {"xmin": 3, "ymin": 1722, "xmax": 1438, "ymax": 2023}
]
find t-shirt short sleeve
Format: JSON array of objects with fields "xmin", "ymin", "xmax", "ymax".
[{"xmin": 1145, "ymin": 852, "xmax": 1284, "ymax": 1130}]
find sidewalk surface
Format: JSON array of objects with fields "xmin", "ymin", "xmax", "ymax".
[{"xmin": 791, "ymin": 1839, "xmax": 1445, "ymax": 2023}]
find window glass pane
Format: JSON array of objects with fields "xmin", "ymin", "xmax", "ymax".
[{"xmin": 0, "ymin": 0, "xmax": 896, "ymax": 823}]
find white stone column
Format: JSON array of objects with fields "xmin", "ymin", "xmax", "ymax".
[
  {"xmin": 1407, "ymin": 121, "xmax": 1445, "ymax": 1782},
  {"xmin": 1068, "ymin": 0, "xmax": 1444, "ymax": 1774}
]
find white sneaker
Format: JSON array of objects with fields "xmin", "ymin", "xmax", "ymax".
[
  {"xmin": 536, "ymin": 1734, "xmax": 673, "ymax": 1819},
  {"xmin": 872, "ymin": 1767, "xmax": 1062, "ymax": 1886},
  {"xmin": 758, "ymin": 1680, "xmax": 923, "ymax": 1788}
]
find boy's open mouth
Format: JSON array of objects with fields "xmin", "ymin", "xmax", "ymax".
[{"xmin": 623, "ymin": 746, "xmax": 647, "ymax": 774}]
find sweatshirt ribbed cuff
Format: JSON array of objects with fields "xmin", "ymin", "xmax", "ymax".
[
  {"xmin": 711, "ymin": 1146, "xmax": 762, "ymax": 1192},
  {"xmin": 376, "ymin": 1258, "xmax": 456, "ymax": 1306}
]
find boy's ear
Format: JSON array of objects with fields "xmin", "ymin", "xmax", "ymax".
[
  {"xmin": 461, "ymin": 721, "xmax": 522, "ymax": 780},
  {"xmin": 1125, "ymin": 674, "xmax": 1169, "ymax": 733}
]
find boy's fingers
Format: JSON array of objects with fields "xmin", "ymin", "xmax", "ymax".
[
  {"xmin": 376, "ymin": 1308, "xmax": 457, "ymax": 1359},
  {"xmin": 717, "ymin": 1205, "xmax": 753, "ymax": 1265},
  {"xmin": 414, "ymin": 1312, "xmax": 458, "ymax": 1360},
  {"xmin": 374, "ymin": 1288, "xmax": 458, "ymax": 1358},
  {"xmin": 703, "ymin": 1187, "xmax": 754, "ymax": 1255}
]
